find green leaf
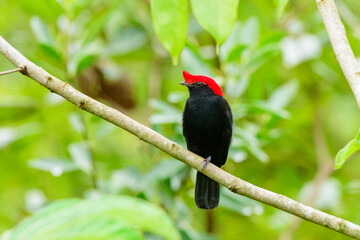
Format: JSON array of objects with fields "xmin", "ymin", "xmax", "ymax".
[
  {"xmin": 226, "ymin": 74, "xmax": 250, "ymax": 98},
  {"xmin": 274, "ymin": 0, "xmax": 288, "ymax": 18},
  {"xmin": 240, "ymin": 17, "xmax": 260, "ymax": 46},
  {"xmin": 167, "ymin": 91, "xmax": 188, "ymax": 104},
  {"xmin": 5, "ymin": 196, "xmax": 181, "ymax": 240},
  {"xmin": 180, "ymin": 46, "xmax": 213, "ymax": 76},
  {"xmin": 336, "ymin": 140, "xmax": 360, "ymax": 169},
  {"xmin": 68, "ymin": 113, "xmax": 85, "ymax": 135},
  {"xmin": 226, "ymin": 44, "xmax": 247, "ymax": 62},
  {"xmin": 220, "ymin": 188, "xmax": 263, "ymax": 215},
  {"xmin": 149, "ymin": 113, "xmax": 182, "ymax": 124},
  {"xmin": 0, "ymin": 95, "xmax": 37, "ymax": 109},
  {"xmin": 104, "ymin": 27, "xmax": 147, "ymax": 56},
  {"xmin": 108, "ymin": 167, "xmax": 142, "ymax": 194},
  {"xmin": 190, "ymin": 0, "xmax": 239, "ymax": 51},
  {"xmin": 335, "ymin": 128, "xmax": 360, "ymax": 169},
  {"xmin": 149, "ymin": 99, "xmax": 182, "ymax": 124},
  {"xmin": 81, "ymin": 9, "xmax": 114, "ymax": 47},
  {"xmin": 68, "ymin": 52, "xmax": 98, "ymax": 75},
  {"xmin": 0, "ymin": 123, "xmax": 41, "ymax": 150},
  {"xmin": 249, "ymin": 101, "xmax": 291, "ymax": 119},
  {"xmin": 149, "ymin": 99, "xmax": 181, "ymax": 114},
  {"xmin": 76, "ymin": 54, "xmax": 97, "ymax": 73},
  {"xmin": 151, "ymin": 0, "xmax": 189, "ymax": 65},
  {"xmin": 143, "ymin": 159, "xmax": 186, "ymax": 183},
  {"xmin": 68, "ymin": 142, "xmax": 93, "ymax": 175},
  {"xmin": 234, "ymin": 127, "xmax": 269, "ymax": 163},
  {"xmin": 247, "ymin": 43, "xmax": 279, "ymax": 72},
  {"xmin": 30, "ymin": 16, "xmax": 54, "ymax": 47},
  {"xmin": 299, "ymin": 178, "xmax": 341, "ymax": 210},
  {"xmin": 28, "ymin": 158, "xmax": 79, "ymax": 177},
  {"xmin": 30, "ymin": 16, "xmax": 60, "ymax": 60},
  {"xmin": 268, "ymin": 80, "xmax": 299, "ymax": 109},
  {"xmin": 0, "ymin": 128, "xmax": 16, "ymax": 150}
]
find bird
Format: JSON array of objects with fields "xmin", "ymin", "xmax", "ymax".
[{"xmin": 181, "ymin": 70, "xmax": 233, "ymax": 209}]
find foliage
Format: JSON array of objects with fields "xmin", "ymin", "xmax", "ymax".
[
  {"xmin": 151, "ymin": 0, "xmax": 189, "ymax": 65},
  {"xmin": 3, "ymin": 196, "xmax": 180, "ymax": 240},
  {"xmin": 335, "ymin": 127, "xmax": 360, "ymax": 169},
  {"xmin": 190, "ymin": 0, "xmax": 239, "ymax": 53},
  {"xmin": 0, "ymin": 0, "xmax": 360, "ymax": 239}
]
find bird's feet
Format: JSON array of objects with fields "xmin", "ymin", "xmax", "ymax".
[{"xmin": 202, "ymin": 156, "xmax": 212, "ymax": 169}]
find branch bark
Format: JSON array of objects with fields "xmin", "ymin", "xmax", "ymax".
[
  {"xmin": 316, "ymin": 0, "xmax": 360, "ymax": 109},
  {"xmin": 1, "ymin": 35, "xmax": 360, "ymax": 239}
]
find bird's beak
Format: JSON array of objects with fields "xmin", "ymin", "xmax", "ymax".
[{"xmin": 180, "ymin": 81, "xmax": 191, "ymax": 87}]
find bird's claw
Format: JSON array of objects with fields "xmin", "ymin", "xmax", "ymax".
[{"xmin": 202, "ymin": 156, "xmax": 212, "ymax": 169}]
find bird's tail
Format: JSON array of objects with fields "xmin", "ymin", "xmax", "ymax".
[{"xmin": 195, "ymin": 171, "xmax": 220, "ymax": 209}]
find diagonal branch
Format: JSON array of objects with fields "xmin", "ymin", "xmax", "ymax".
[
  {"xmin": 1, "ymin": 35, "xmax": 360, "ymax": 239},
  {"xmin": 316, "ymin": 0, "xmax": 360, "ymax": 109}
]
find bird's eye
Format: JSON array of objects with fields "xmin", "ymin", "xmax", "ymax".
[{"xmin": 196, "ymin": 82, "xmax": 203, "ymax": 86}]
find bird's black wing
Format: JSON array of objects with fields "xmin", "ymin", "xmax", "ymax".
[
  {"xmin": 215, "ymin": 97, "xmax": 233, "ymax": 166},
  {"xmin": 182, "ymin": 98, "xmax": 203, "ymax": 155}
]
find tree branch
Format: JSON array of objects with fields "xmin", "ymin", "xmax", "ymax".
[
  {"xmin": 1, "ymin": 35, "xmax": 360, "ymax": 239},
  {"xmin": 0, "ymin": 67, "xmax": 21, "ymax": 76},
  {"xmin": 316, "ymin": 0, "xmax": 360, "ymax": 109}
]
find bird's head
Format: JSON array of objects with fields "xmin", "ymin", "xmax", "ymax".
[{"xmin": 180, "ymin": 71, "xmax": 223, "ymax": 97}]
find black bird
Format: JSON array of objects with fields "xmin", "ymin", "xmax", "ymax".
[{"xmin": 181, "ymin": 70, "xmax": 233, "ymax": 209}]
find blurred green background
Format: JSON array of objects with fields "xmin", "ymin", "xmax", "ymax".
[{"xmin": 1, "ymin": 0, "xmax": 360, "ymax": 239}]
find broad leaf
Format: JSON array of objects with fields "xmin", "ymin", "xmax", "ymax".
[
  {"xmin": 335, "ymin": 131, "xmax": 360, "ymax": 169},
  {"xmin": 190, "ymin": 0, "xmax": 239, "ymax": 53},
  {"xmin": 151, "ymin": 0, "xmax": 189, "ymax": 65},
  {"xmin": 5, "ymin": 196, "xmax": 181, "ymax": 240}
]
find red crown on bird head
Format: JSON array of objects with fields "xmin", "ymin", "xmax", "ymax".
[{"xmin": 182, "ymin": 71, "xmax": 223, "ymax": 96}]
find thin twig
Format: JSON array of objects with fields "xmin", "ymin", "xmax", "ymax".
[
  {"xmin": 80, "ymin": 114, "xmax": 99, "ymax": 190},
  {"xmin": 0, "ymin": 67, "xmax": 22, "ymax": 76},
  {"xmin": 1, "ymin": 35, "xmax": 360, "ymax": 239}
]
